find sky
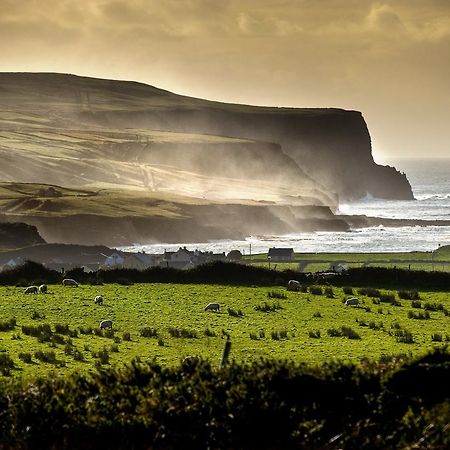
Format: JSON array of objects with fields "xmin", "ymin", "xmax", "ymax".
[{"xmin": 1, "ymin": 0, "xmax": 449, "ymax": 162}]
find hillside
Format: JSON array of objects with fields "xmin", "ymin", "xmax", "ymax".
[{"xmin": 0, "ymin": 72, "xmax": 413, "ymax": 245}]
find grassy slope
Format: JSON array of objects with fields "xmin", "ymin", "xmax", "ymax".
[
  {"xmin": 0, "ymin": 73, "xmax": 335, "ymax": 219},
  {"xmin": 0, "ymin": 283, "xmax": 448, "ymax": 379}
]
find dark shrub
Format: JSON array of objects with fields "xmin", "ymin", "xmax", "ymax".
[
  {"xmin": 93, "ymin": 348, "xmax": 110, "ymax": 365},
  {"xmin": 0, "ymin": 318, "xmax": 16, "ymax": 332},
  {"xmin": 18, "ymin": 352, "xmax": 33, "ymax": 364},
  {"xmin": 324, "ymin": 286, "xmax": 334, "ymax": 298},
  {"xmin": 408, "ymin": 310, "xmax": 430, "ymax": 320},
  {"xmin": 255, "ymin": 302, "xmax": 282, "ymax": 313},
  {"xmin": 398, "ymin": 290, "xmax": 420, "ymax": 300},
  {"xmin": 341, "ymin": 326, "xmax": 361, "ymax": 340},
  {"xmin": 312, "ymin": 311, "xmax": 322, "ymax": 318},
  {"xmin": 308, "ymin": 330, "xmax": 321, "ymax": 339},
  {"xmin": 157, "ymin": 338, "xmax": 165, "ymax": 347},
  {"xmin": 227, "ymin": 307, "xmax": 244, "ymax": 317},
  {"xmin": 431, "ymin": 333, "xmax": 443, "ymax": 342},
  {"xmin": 379, "ymin": 293, "xmax": 395, "ymax": 303},
  {"xmin": 424, "ymin": 302, "xmax": 444, "ymax": 312},
  {"xmin": 309, "ymin": 286, "xmax": 323, "ymax": 295},
  {"xmin": 31, "ymin": 310, "xmax": 45, "ymax": 320},
  {"xmin": 34, "ymin": 350, "xmax": 57, "ymax": 364},
  {"xmin": 327, "ymin": 328, "xmax": 342, "ymax": 337},
  {"xmin": 267, "ymin": 291, "xmax": 287, "ymax": 299},
  {"xmin": 358, "ymin": 287, "xmax": 380, "ymax": 298},
  {"xmin": 117, "ymin": 278, "xmax": 133, "ymax": 286},
  {"xmin": 343, "ymin": 286, "xmax": 353, "ymax": 295},
  {"xmin": 122, "ymin": 332, "xmax": 131, "ymax": 341},
  {"xmin": 168, "ymin": 327, "xmax": 197, "ymax": 339},
  {"xmin": 411, "ymin": 300, "xmax": 422, "ymax": 309},
  {"xmin": 0, "ymin": 353, "xmax": 15, "ymax": 375},
  {"xmin": 140, "ymin": 328, "xmax": 158, "ymax": 338},
  {"xmin": 110, "ymin": 344, "xmax": 119, "ymax": 353},
  {"xmin": 204, "ymin": 328, "xmax": 216, "ymax": 337},
  {"xmin": 79, "ymin": 326, "xmax": 94, "ymax": 335},
  {"xmin": 249, "ymin": 332, "xmax": 258, "ymax": 340},
  {"xmin": 392, "ymin": 329, "xmax": 414, "ymax": 344},
  {"xmin": 73, "ymin": 350, "xmax": 84, "ymax": 361}
]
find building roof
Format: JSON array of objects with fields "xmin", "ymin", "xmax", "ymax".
[{"xmin": 268, "ymin": 247, "xmax": 294, "ymax": 256}]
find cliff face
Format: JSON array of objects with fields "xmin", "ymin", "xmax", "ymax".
[
  {"xmin": 0, "ymin": 222, "xmax": 45, "ymax": 249},
  {"xmin": 93, "ymin": 107, "xmax": 413, "ymax": 200}
]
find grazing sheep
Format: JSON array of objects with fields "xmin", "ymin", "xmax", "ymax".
[
  {"xmin": 287, "ymin": 280, "xmax": 301, "ymax": 291},
  {"xmin": 100, "ymin": 319, "xmax": 112, "ymax": 329},
  {"xmin": 205, "ymin": 302, "xmax": 220, "ymax": 312},
  {"xmin": 345, "ymin": 297, "xmax": 359, "ymax": 306},
  {"xmin": 38, "ymin": 284, "xmax": 48, "ymax": 294},
  {"xmin": 24, "ymin": 286, "xmax": 38, "ymax": 294},
  {"xmin": 95, "ymin": 295, "xmax": 104, "ymax": 305},
  {"xmin": 62, "ymin": 278, "xmax": 78, "ymax": 287}
]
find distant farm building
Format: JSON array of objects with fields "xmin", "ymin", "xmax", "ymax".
[
  {"xmin": 103, "ymin": 252, "xmax": 125, "ymax": 268},
  {"xmin": 122, "ymin": 253, "xmax": 162, "ymax": 270},
  {"xmin": 268, "ymin": 247, "xmax": 294, "ymax": 262}
]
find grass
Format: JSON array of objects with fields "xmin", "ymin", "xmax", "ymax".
[
  {"xmin": 0, "ymin": 283, "xmax": 448, "ymax": 378},
  {"xmin": 246, "ymin": 251, "xmax": 450, "ymax": 272}
]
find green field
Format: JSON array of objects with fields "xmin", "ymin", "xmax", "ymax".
[
  {"xmin": 0, "ymin": 283, "xmax": 449, "ymax": 379},
  {"xmin": 248, "ymin": 247, "xmax": 450, "ymax": 272}
]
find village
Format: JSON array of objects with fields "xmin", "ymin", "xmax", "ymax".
[{"xmin": 0, "ymin": 245, "xmax": 350, "ymax": 274}]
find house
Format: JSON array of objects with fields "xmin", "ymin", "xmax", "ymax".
[
  {"xmin": 267, "ymin": 247, "xmax": 294, "ymax": 262},
  {"xmin": 122, "ymin": 253, "xmax": 162, "ymax": 270},
  {"xmin": 103, "ymin": 252, "xmax": 125, "ymax": 268},
  {"xmin": 164, "ymin": 247, "xmax": 194, "ymax": 264}
]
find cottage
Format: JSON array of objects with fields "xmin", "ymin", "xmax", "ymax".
[
  {"xmin": 268, "ymin": 247, "xmax": 294, "ymax": 262},
  {"xmin": 104, "ymin": 252, "xmax": 125, "ymax": 268},
  {"xmin": 122, "ymin": 252, "xmax": 162, "ymax": 270}
]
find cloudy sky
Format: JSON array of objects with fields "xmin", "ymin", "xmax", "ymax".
[{"xmin": 1, "ymin": 0, "xmax": 449, "ymax": 161}]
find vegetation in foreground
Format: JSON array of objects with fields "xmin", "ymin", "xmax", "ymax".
[{"xmin": 0, "ymin": 349, "xmax": 448, "ymax": 449}]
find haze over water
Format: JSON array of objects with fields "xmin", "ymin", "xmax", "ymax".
[{"xmin": 121, "ymin": 158, "xmax": 450, "ymax": 255}]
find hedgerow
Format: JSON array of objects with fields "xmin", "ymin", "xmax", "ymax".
[{"xmin": 0, "ymin": 349, "xmax": 447, "ymax": 448}]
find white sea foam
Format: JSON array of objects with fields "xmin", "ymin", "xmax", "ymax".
[{"xmin": 120, "ymin": 159, "xmax": 450, "ymax": 254}]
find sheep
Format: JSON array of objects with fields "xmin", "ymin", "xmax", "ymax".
[
  {"xmin": 100, "ymin": 319, "xmax": 112, "ymax": 329},
  {"xmin": 345, "ymin": 297, "xmax": 359, "ymax": 306},
  {"xmin": 205, "ymin": 302, "xmax": 220, "ymax": 312},
  {"xmin": 62, "ymin": 278, "xmax": 78, "ymax": 287},
  {"xmin": 24, "ymin": 286, "xmax": 38, "ymax": 294},
  {"xmin": 38, "ymin": 284, "xmax": 48, "ymax": 294},
  {"xmin": 94, "ymin": 295, "xmax": 104, "ymax": 305},
  {"xmin": 287, "ymin": 280, "xmax": 301, "ymax": 291}
]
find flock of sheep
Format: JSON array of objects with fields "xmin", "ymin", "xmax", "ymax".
[
  {"xmin": 24, "ymin": 278, "xmax": 112, "ymax": 330},
  {"xmin": 23, "ymin": 278, "xmax": 359, "ymax": 334}
]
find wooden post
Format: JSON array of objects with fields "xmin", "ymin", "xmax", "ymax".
[{"xmin": 219, "ymin": 338, "xmax": 231, "ymax": 369}]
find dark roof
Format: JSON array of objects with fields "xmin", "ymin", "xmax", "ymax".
[{"xmin": 268, "ymin": 247, "xmax": 294, "ymax": 256}]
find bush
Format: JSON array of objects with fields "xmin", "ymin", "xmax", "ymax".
[
  {"xmin": 117, "ymin": 278, "xmax": 134, "ymax": 286},
  {"xmin": 309, "ymin": 286, "xmax": 323, "ymax": 295},
  {"xmin": 22, "ymin": 324, "xmax": 52, "ymax": 343},
  {"xmin": 398, "ymin": 290, "xmax": 420, "ymax": 300},
  {"xmin": 0, "ymin": 353, "xmax": 15, "ymax": 375},
  {"xmin": 227, "ymin": 307, "xmax": 244, "ymax": 317},
  {"xmin": 168, "ymin": 327, "xmax": 197, "ymax": 339},
  {"xmin": 431, "ymin": 333, "xmax": 443, "ymax": 342},
  {"xmin": 328, "ymin": 327, "xmax": 361, "ymax": 339},
  {"xmin": 249, "ymin": 332, "xmax": 258, "ymax": 340},
  {"xmin": 73, "ymin": 350, "xmax": 85, "ymax": 361},
  {"xmin": 157, "ymin": 338, "xmax": 165, "ymax": 347},
  {"xmin": 110, "ymin": 344, "xmax": 119, "ymax": 353},
  {"xmin": 343, "ymin": 286, "xmax": 353, "ymax": 295},
  {"xmin": 79, "ymin": 326, "xmax": 94, "ymax": 335},
  {"xmin": 18, "ymin": 352, "xmax": 33, "ymax": 364},
  {"xmin": 368, "ymin": 321, "xmax": 383, "ymax": 330},
  {"xmin": 308, "ymin": 330, "xmax": 321, "ymax": 339},
  {"xmin": 255, "ymin": 302, "xmax": 282, "ymax": 313},
  {"xmin": 408, "ymin": 310, "xmax": 430, "ymax": 320},
  {"xmin": 271, "ymin": 330, "xmax": 288, "ymax": 340},
  {"xmin": 411, "ymin": 300, "xmax": 422, "ymax": 309},
  {"xmin": 31, "ymin": 310, "xmax": 45, "ymax": 320},
  {"xmin": 140, "ymin": 328, "xmax": 158, "ymax": 338},
  {"xmin": 267, "ymin": 290, "xmax": 287, "ymax": 299},
  {"xmin": 0, "ymin": 318, "xmax": 16, "ymax": 332},
  {"xmin": 259, "ymin": 330, "xmax": 265, "ymax": 339},
  {"xmin": 93, "ymin": 348, "xmax": 110, "ymax": 365},
  {"xmin": 204, "ymin": 328, "xmax": 216, "ymax": 337},
  {"xmin": 34, "ymin": 350, "xmax": 58, "ymax": 364},
  {"xmin": 392, "ymin": 329, "xmax": 414, "ymax": 344},
  {"xmin": 122, "ymin": 332, "xmax": 132, "ymax": 341},
  {"xmin": 379, "ymin": 293, "xmax": 395, "ymax": 303},
  {"xmin": 358, "ymin": 287, "xmax": 381, "ymax": 298},
  {"xmin": 324, "ymin": 287, "xmax": 334, "ymax": 298},
  {"xmin": 312, "ymin": 311, "xmax": 322, "ymax": 318},
  {"xmin": 424, "ymin": 302, "xmax": 444, "ymax": 312}
]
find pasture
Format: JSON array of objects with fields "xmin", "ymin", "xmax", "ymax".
[{"xmin": 0, "ymin": 283, "xmax": 449, "ymax": 379}]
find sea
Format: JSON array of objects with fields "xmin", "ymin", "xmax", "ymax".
[{"xmin": 120, "ymin": 158, "xmax": 450, "ymax": 254}]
